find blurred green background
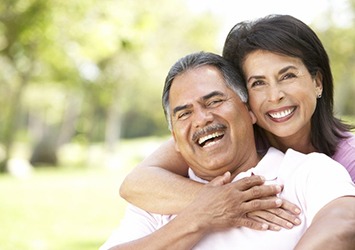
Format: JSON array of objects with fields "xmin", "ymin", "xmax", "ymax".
[{"xmin": 0, "ymin": 0, "xmax": 354, "ymax": 249}]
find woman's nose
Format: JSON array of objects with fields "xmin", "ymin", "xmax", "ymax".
[{"xmin": 267, "ymin": 84, "xmax": 285, "ymax": 103}]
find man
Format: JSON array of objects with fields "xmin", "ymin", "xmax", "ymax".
[{"xmin": 100, "ymin": 52, "xmax": 355, "ymax": 249}]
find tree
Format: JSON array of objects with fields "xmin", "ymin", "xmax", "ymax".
[
  {"xmin": 0, "ymin": 0, "xmax": 220, "ymax": 170},
  {"xmin": 0, "ymin": 0, "xmax": 53, "ymax": 171},
  {"xmin": 314, "ymin": 0, "xmax": 355, "ymax": 117}
]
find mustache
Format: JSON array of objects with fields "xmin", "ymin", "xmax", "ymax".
[{"xmin": 192, "ymin": 123, "xmax": 227, "ymax": 142}]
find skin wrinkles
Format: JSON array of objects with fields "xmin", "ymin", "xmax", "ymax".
[
  {"xmin": 172, "ymin": 91, "xmax": 227, "ymax": 120},
  {"xmin": 169, "ymin": 65, "xmax": 259, "ymax": 181},
  {"xmin": 192, "ymin": 123, "xmax": 227, "ymax": 143},
  {"xmin": 247, "ymin": 65, "xmax": 300, "ymax": 87},
  {"xmin": 243, "ymin": 50, "xmax": 323, "ymax": 154}
]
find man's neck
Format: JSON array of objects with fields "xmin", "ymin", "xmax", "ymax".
[{"xmin": 229, "ymin": 152, "xmax": 262, "ymax": 180}]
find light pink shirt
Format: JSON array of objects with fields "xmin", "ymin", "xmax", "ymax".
[
  {"xmin": 100, "ymin": 148, "xmax": 355, "ymax": 250},
  {"xmin": 332, "ymin": 132, "xmax": 355, "ymax": 182}
]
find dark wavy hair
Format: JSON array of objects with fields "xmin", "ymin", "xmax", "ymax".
[{"xmin": 222, "ymin": 14, "xmax": 353, "ymax": 156}]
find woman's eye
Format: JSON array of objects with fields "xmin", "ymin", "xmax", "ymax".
[
  {"xmin": 250, "ymin": 80, "xmax": 264, "ymax": 88},
  {"xmin": 282, "ymin": 73, "xmax": 296, "ymax": 80}
]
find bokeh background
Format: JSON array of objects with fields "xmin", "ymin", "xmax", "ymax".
[{"xmin": 0, "ymin": 0, "xmax": 354, "ymax": 249}]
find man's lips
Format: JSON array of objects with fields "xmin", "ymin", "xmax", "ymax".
[
  {"xmin": 198, "ymin": 131, "xmax": 224, "ymax": 146},
  {"xmin": 267, "ymin": 107, "xmax": 296, "ymax": 120},
  {"xmin": 192, "ymin": 124, "xmax": 226, "ymax": 147}
]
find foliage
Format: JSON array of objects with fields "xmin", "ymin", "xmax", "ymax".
[
  {"xmin": 0, "ymin": 136, "xmax": 166, "ymax": 250},
  {"xmin": 313, "ymin": 0, "xmax": 355, "ymax": 116},
  {"xmin": 0, "ymin": 0, "xmax": 354, "ymax": 169},
  {"xmin": 0, "ymin": 0, "xmax": 219, "ymax": 168}
]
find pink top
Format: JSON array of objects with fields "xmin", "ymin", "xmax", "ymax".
[
  {"xmin": 332, "ymin": 132, "xmax": 355, "ymax": 183},
  {"xmin": 256, "ymin": 131, "xmax": 355, "ymax": 183}
]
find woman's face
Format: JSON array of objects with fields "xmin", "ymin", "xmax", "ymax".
[{"xmin": 243, "ymin": 50, "xmax": 323, "ymax": 139}]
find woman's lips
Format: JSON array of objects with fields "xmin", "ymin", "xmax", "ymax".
[{"xmin": 267, "ymin": 106, "xmax": 296, "ymax": 122}]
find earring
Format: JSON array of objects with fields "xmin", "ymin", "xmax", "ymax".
[{"xmin": 317, "ymin": 93, "xmax": 322, "ymax": 99}]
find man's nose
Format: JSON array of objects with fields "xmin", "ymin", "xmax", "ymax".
[{"xmin": 192, "ymin": 107, "xmax": 213, "ymax": 128}]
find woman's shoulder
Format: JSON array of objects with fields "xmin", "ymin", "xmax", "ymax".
[
  {"xmin": 332, "ymin": 132, "xmax": 355, "ymax": 182},
  {"xmin": 338, "ymin": 132, "xmax": 355, "ymax": 148}
]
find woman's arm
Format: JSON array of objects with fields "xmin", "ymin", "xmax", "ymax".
[
  {"xmin": 119, "ymin": 138, "xmax": 301, "ymax": 228},
  {"xmin": 105, "ymin": 174, "xmax": 283, "ymax": 250},
  {"xmin": 119, "ymin": 138, "xmax": 201, "ymax": 214},
  {"xmin": 295, "ymin": 196, "xmax": 355, "ymax": 249}
]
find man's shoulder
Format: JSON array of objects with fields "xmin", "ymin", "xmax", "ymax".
[
  {"xmin": 284, "ymin": 148, "xmax": 339, "ymax": 167},
  {"xmin": 282, "ymin": 148, "xmax": 350, "ymax": 181}
]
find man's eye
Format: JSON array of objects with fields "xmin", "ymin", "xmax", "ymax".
[
  {"xmin": 177, "ymin": 111, "xmax": 191, "ymax": 120},
  {"xmin": 207, "ymin": 99, "xmax": 223, "ymax": 107}
]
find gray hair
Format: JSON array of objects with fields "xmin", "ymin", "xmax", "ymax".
[{"xmin": 162, "ymin": 51, "xmax": 248, "ymax": 130}]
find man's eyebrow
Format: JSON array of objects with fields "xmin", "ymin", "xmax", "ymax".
[
  {"xmin": 172, "ymin": 91, "xmax": 226, "ymax": 117},
  {"xmin": 202, "ymin": 91, "xmax": 225, "ymax": 100},
  {"xmin": 173, "ymin": 104, "xmax": 192, "ymax": 117}
]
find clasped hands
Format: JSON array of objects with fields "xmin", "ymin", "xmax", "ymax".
[{"xmin": 181, "ymin": 172, "xmax": 301, "ymax": 234}]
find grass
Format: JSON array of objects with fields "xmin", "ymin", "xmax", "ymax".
[
  {"xmin": 1, "ymin": 124, "xmax": 353, "ymax": 250},
  {"xmin": 0, "ymin": 136, "xmax": 167, "ymax": 250}
]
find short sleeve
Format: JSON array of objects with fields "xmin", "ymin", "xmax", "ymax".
[
  {"xmin": 99, "ymin": 204, "xmax": 163, "ymax": 250},
  {"xmin": 298, "ymin": 153, "xmax": 355, "ymax": 226}
]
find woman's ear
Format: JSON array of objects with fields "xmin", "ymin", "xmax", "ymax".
[{"xmin": 315, "ymin": 71, "xmax": 323, "ymax": 96}]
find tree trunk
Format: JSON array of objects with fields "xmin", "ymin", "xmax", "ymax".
[{"xmin": 0, "ymin": 64, "xmax": 32, "ymax": 173}]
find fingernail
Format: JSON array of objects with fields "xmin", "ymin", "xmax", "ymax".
[
  {"xmin": 274, "ymin": 226, "xmax": 281, "ymax": 231},
  {"xmin": 262, "ymin": 224, "xmax": 268, "ymax": 230},
  {"xmin": 295, "ymin": 208, "xmax": 301, "ymax": 214},
  {"xmin": 294, "ymin": 218, "xmax": 301, "ymax": 224},
  {"xmin": 286, "ymin": 222, "xmax": 293, "ymax": 228},
  {"xmin": 275, "ymin": 198, "xmax": 282, "ymax": 205}
]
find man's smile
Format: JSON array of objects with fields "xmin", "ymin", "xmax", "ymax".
[{"xmin": 197, "ymin": 131, "xmax": 225, "ymax": 147}]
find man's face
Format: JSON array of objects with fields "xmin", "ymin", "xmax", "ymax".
[{"xmin": 169, "ymin": 65, "xmax": 257, "ymax": 180}]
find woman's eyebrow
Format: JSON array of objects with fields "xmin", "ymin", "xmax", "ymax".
[
  {"xmin": 278, "ymin": 65, "xmax": 298, "ymax": 75},
  {"xmin": 247, "ymin": 65, "xmax": 298, "ymax": 82}
]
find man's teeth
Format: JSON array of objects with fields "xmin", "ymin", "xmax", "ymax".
[
  {"xmin": 198, "ymin": 132, "xmax": 223, "ymax": 145},
  {"xmin": 268, "ymin": 108, "xmax": 294, "ymax": 119}
]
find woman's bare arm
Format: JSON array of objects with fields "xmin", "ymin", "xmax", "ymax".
[
  {"xmin": 119, "ymin": 138, "xmax": 301, "ymax": 228},
  {"xmin": 119, "ymin": 138, "xmax": 202, "ymax": 214},
  {"xmin": 295, "ymin": 196, "xmax": 355, "ymax": 249}
]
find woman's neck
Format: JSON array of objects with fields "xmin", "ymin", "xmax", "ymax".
[{"xmin": 265, "ymin": 131, "xmax": 318, "ymax": 154}]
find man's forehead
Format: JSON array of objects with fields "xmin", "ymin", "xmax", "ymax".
[
  {"xmin": 170, "ymin": 69, "xmax": 229, "ymax": 102},
  {"xmin": 172, "ymin": 66, "xmax": 226, "ymax": 89}
]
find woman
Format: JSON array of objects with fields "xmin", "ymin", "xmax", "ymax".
[
  {"xmin": 222, "ymin": 14, "xmax": 355, "ymax": 167},
  {"xmin": 119, "ymin": 14, "xmax": 355, "ymax": 225}
]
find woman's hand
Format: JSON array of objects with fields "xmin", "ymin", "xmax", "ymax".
[
  {"xmin": 247, "ymin": 199, "xmax": 301, "ymax": 230},
  {"xmin": 185, "ymin": 172, "xmax": 301, "ymax": 232}
]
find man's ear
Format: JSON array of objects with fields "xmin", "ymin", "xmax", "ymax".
[
  {"xmin": 245, "ymin": 103, "xmax": 257, "ymax": 124},
  {"xmin": 249, "ymin": 110, "xmax": 257, "ymax": 124},
  {"xmin": 172, "ymin": 131, "xmax": 180, "ymax": 152}
]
